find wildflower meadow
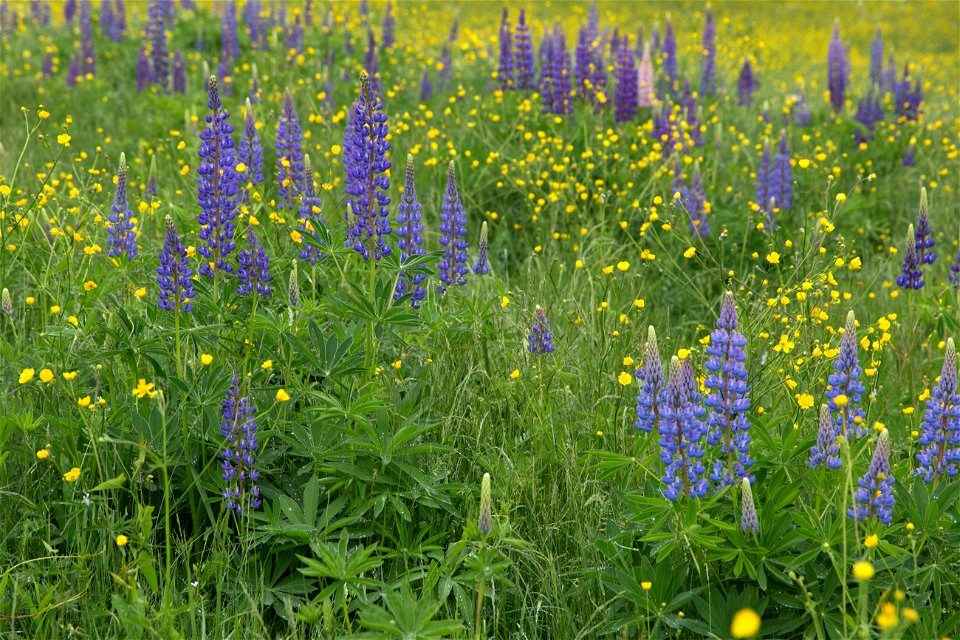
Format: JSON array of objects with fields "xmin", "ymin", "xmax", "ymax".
[{"xmin": 2, "ymin": 1, "xmax": 960, "ymax": 638}]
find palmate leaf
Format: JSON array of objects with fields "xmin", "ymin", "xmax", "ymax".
[
  {"xmin": 298, "ymin": 530, "xmax": 384, "ymax": 602},
  {"xmin": 351, "ymin": 582, "xmax": 461, "ymax": 639}
]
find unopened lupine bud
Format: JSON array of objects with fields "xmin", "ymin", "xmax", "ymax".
[
  {"xmin": 288, "ymin": 259, "xmax": 300, "ymax": 308},
  {"xmin": 473, "ymin": 221, "xmax": 490, "ymax": 275},
  {"xmin": 479, "ymin": 472, "xmax": 492, "ymax": 534},
  {"xmin": 1, "ymin": 288, "xmax": 12, "ymax": 315},
  {"xmin": 740, "ymin": 477, "xmax": 759, "ymax": 535}
]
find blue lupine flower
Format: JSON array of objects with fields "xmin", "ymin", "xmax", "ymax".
[
  {"xmin": 705, "ymin": 292, "xmax": 753, "ymax": 490},
  {"xmin": 528, "ymin": 305, "xmax": 555, "ymax": 355},
  {"xmin": 147, "ymin": 0, "xmax": 168, "ymax": 91},
  {"xmin": 220, "ymin": 376, "xmax": 262, "ymax": 514},
  {"xmin": 916, "ymin": 338, "xmax": 960, "ymax": 482},
  {"xmin": 344, "ymin": 72, "xmax": 392, "ymax": 261},
  {"xmin": 854, "ymin": 89, "xmax": 883, "ymax": 144},
  {"xmin": 513, "ymin": 8, "xmax": 535, "ymax": 90},
  {"xmin": 660, "ymin": 357, "xmax": 710, "ymax": 500},
  {"xmin": 903, "ymin": 144, "xmax": 916, "ymax": 167},
  {"xmin": 237, "ymin": 99, "xmax": 265, "ymax": 186},
  {"xmin": 420, "ymin": 70, "xmax": 433, "ymax": 101},
  {"xmin": 538, "ymin": 32, "xmax": 555, "ymax": 113},
  {"xmin": 849, "ymin": 429, "xmax": 894, "ymax": 525},
  {"xmin": 701, "ymin": 9, "xmax": 716, "ymax": 96},
  {"xmin": 681, "ymin": 79, "xmax": 702, "ymax": 146},
  {"xmin": 236, "ymin": 229, "xmax": 272, "ymax": 297},
  {"xmin": 100, "ymin": 0, "xmax": 113, "ymax": 38},
  {"xmin": 794, "ymin": 94, "xmax": 811, "ymax": 127},
  {"xmin": 614, "ymin": 37, "xmax": 637, "ymax": 123},
  {"xmin": 381, "ymin": 0, "xmax": 394, "ymax": 49},
  {"xmin": 913, "ymin": 187, "xmax": 936, "ymax": 266},
  {"xmin": 635, "ymin": 326, "xmax": 664, "ymax": 434},
  {"xmin": 218, "ymin": 58, "xmax": 233, "ymax": 96},
  {"xmin": 437, "ymin": 161, "xmax": 468, "ymax": 293},
  {"xmin": 897, "ymin": 224, "xmax": 923, "ymax": 290},
  {"xmin": 172, "ymin": 50, "xmax": 185, "ymax": 94},
  {"xmin": 950, "ymin": 247, "xmax": 960, "ymax": 289},
  {"xmin": 79, "ymin": 0, "xmax": 94, "ymax": 75},
  {"xmin": 65, "ymin": 0, "xmax": 76, "ymax": 22},
  {"xmin": 574, "ymin": 26, "xmax": 590, "ymax": 98},
  {"xmin": 221, "ymin": 0, "xmax": 239, "ymax": 60},
  {"xmin": 738, "ymin": 59, "xmax": 754, "ymax": 107},
  {"xmin": 894, "ymin": 63, "xmax": 922, "ymax": 121},
  {"xmin": 826, "ymin": 311, "xmax": 868, "ymax": 440},
  {"xmin": 550, "ymin": 27, "xmax": 572, "ymax": 115},
  {"xmin": 773, "ymin": 131, "xmax": 793, "ymax": 211},
  {"xmin": 740, "ymin": 477, "xmax": 759, "ymax": 535},
  {"xmin": 146, "ymin": 156, "xmax": 158, "ymax": 199},
  {"xmin": 827, "ymin": 20, "xmax": 847, "ymax": 113},
  {"xmin": 472, "ymin": 221, "xmax": 490, "ymax": 276},
  {"xmin": 197, "ymin": 76, "xmax": 241, "ymax": 278},
  {"xmin": 297, "ymin": 155, "xmax": 325, "ymax": 265},
  {"xmin": 106, "ymin": 153, "xmax": 137, "ymax": 260},
  {"xmin": 498, "ymin": 9, "xmax": 514, "ymax": 90},
  {"xmin": 809, "ymin": 403, "xmax": 842, "ymax": 469},
  {"xmin": 136, "ymin": 46, "xmax": 151, "ymax": 92},
  {"xmin": 276, "ymin": 90, "xmax": 305, "ymax": 210},
  {"xmin": 395, "ymin": 154, "xmax": 426, "ymax": 307},
  {"xmin": 660, "ymin": 18, "xmax": 677, "ymax": 97},
  {"xmin": 756, "ymin": 140, "xmax": 772, "ymax": 210},
  {"xmin": 157, "ymin": 216, "xmax": 195, "ymax": 312},
  {"xmin": 870, "ymin": 27, "xmax": 884, "ymax": 87}
]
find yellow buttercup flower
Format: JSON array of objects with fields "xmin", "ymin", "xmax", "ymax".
[
  {"xmin": 116, "ymin": 534, "xmax": 129, "ymax": 547},
  {"xmin": 132, "ymin": 379, "xmax": 157, "ymax": 399},
  {"xmin": 63, "ymin": 467, "xmax": 81, "ymax": 482},
  {"xmin": 276, "ymin": 389, "xmax": 291, "ymax": 402},
  {"xmin": 200, "ymin": 354, "xmax": 214, "ymax": 366},
  {"xmin": 19, "ymin": 368, "xmax": 35, "ymax": 384},
  {"xmin": 617, "ymin": 372, "xmax": 632, "ymax": 386},
  {"xmin": 852, "ymin": 561, "xmax": 875, "ymax": 581},
  {"xmin": 730, "ymin": 608, "xmax": 761, "ymax": 638}
]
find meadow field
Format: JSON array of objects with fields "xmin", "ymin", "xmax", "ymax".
[{"xmin": 1, "ymin": 0, "xmax": 959, "ymax": 638}]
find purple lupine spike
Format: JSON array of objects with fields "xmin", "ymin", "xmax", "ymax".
[
  {"xmin": 394, "ymin": 154, "xmax": 426, "ymax": 307},
  {"xmin": 420, "ymin": 70, "xmax": 433, "ymax": 101},
  {"xmin": 608, "ymin": 27, "xmax": 620, "ymax": 57},
  {"xmin": 147, "ymin": 0, "xmax": 169, "ymax": 90},
  {"xmin": 236, "ymin": 229, "xmax": 272, "ymax": 297},
  {"xmin": 681, "ymin": 78, "xmax": 702, "ymax": 146},
  {"xmin": 296, "ymin": 155, "xmax": 325, "ymax": 264},
  {"xmin": 221, "ymin": 0, "xmax": 239, "ymax": 60},
  {"xmin": 41, "ymin": 54, "xmax": 53, "ymax": 78},
  {"xmin": 513, "ymin": 8, "xmax": 535, "ymax": 90},
  {"xmin": 358, "ymin": 0, "xmax": 369, "ymax": 19},
  {"xmin": 472, "ymin": 221, "xmax": 490, "ymax": 276},
  {"xmin": 738, "ymin": 59, "xmax": 754, "ymax": 107},
  {"xmin": 897, "ymin": 224, "xmax": 923, "ymax": 289},
  {"xmin": 810, "ymin": 403, "xmax": 842, "ymax": 469},
  {"xmin": 660, "ymin": 357, "xmax": 710, "ymax": 500},
  {"xmin": 870, "ymin": 27, "xmax": 884, "ymax": 87},
  {"xmin": 637, "ymin": 43, "xmax": 655, "ymax": 108},
  {"xmin": 244, "ymin": 0, "xmax": 260, "ymax": 50},
  {"xmin": 67, "ymin": 54, "xmax": 81, "ymax": 87},
  {"xmin": 448, "ymin": 17, "xmax": 458, "ymax": 41},
  {"xmin": 157, "ymin": 216, "xmax": 195, "ymax": 312},
  {"xmin": 344, "ymin": 73, "xmax": 392, "ymax": 261},
  {"xmin": 916, "ymin": 339, "xmax": 960, "ymax": 482},
  {"xmin": 79, "ymin": 0, "xmax": 94, "ymax": 75},
  {"xmin": 276, "ymin": 90, "xmax": 305, "ymax": 210},
  {"xmin": 248, "ymin": 65, "xmax": 262, "ymax": 104},
  {"xmin": 99, "ymin": 0, "xmax": 113, "ymax": 37},
  {"xmin": 107, "ymin": 153, "xmax": 137, "ymax": 260},
  {"xmin": 498, "ymin": 9, "xmax": 514, "ymax": 90},
  {"xmin": 136, "ymin": 46, "xmax": 152, "ymax": 91},
  {"xmin": 436, "ymin": 43, "xmax": 452, "ymax": 90},
  {"xmin": 614, "ymin": 37, "xmax": 637, "ymax": 122},
  {"xmin": 849, "ymin": 429, "xmax": 894, "ymax": 524},
  {"xmin": 740, "ymin": 477, "xmax": 760, "ymax": 534},
  {"xmin": 651, "ymin": 24, "xmax": 660, "ymax": 52},
  {"xmin": 304, "ymin": 0, "xmax": 312, "ymax": 26},
  {"xmin": 854, "ymin": 90, "xmax": 879, "ymax": 144},
  {"xmin": 574, "ymin": 26, "xmax": 591, "ymax": 98},
  {"xmin": 285, "ymin": 17, "xmax": 304, "ymax": 61},
  {"xmin": 882, "ymin": 53, "xmax": 896, "ymax": 93},
  {"xmin": 538, "ymin": 31, "xmax": 555, "ymax": 113},
  {"xmin": 659, "ymin": 18, "xmax": 677, "ymax": 97},
  {"xmin": 113, "ymin": 0, "xmax": 126, "ymax": 39},
  {"xmin": 701, "ymin": 9, "xmax": 716, "ymax": 96},
  {"xmin": 913, "ymin": 187, "xmax": 936, "ymax": 266},
  {"xmin": 826, "ymin": 311, "xmax": 868, "ymax": 439},
  {"xmin": 197, "ymin": 76, "xmax": 240, "ymax": 278},
  {"xmin": 903, "ymin": 144, "xmax": 916, "ymax": 167},
  {"xmin": 237, "ymin": 99, "xmax": 265, "ymax": 187},
  {"xmin": 527, "ymin": 305, "xmax": 555, "ymax": 355},
  {"xmin": 771, "ymin": 131, "xmax": 792, "ymax": 222},
  {"xmin": 172, "ymin": 50, "xmax": 185, "ymax": 93},
  {"xmin": 794, "ymin": 94, "xmax": 812, "ymax": 127},
  {"xmin": 827, "ymin": 20, "xmax": 846, "ymax": 113},
  {"xmin": 586, "ymin": 0, "xmax": 599, "ymax": 46},
  {"xmin": 437, "ymin": 161, "xmax": 468, "ymax": 293},
  {"xmin": 635, "ymin": 326, "xmax": 664, "ymax": 433},
  {"xmin": 381, "ymin": 0, "xmax": 394, "ymax": 49},
  {"xmin": 895, "ymin": 64, "xmax": 923, "ymax": 121},
  {"xmin": 220, "ymin": 376, "xmax": 262, "ymax": 514},
  {"xmin": 705, "ymin": 292, "xmax": 753, "ymax": 490},
  {"xmin": 686, "ymin": 163, "xmax": 708, "ymax": 236},
  {"xmin": 755, "ymin": 139, "xmax": 773, "ymax": 215},
  {"xmin": 64, "ymin": 0, "xmax": 76, "ymax": 22},
  {"xmin": 146, "ymin": 156, "xmax": 158, "ymax": 198},
  {"xmin": 551, "ymin": 26, "xmax": 571, "ymax": 115},
  {"xmin": 218, "ymin": 58, "xmax": 233, "ymax": 96}
]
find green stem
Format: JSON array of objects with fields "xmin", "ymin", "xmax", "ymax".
[{"xmin": 365, "ymin": 256, "xmax": 377, "ymax": 379}]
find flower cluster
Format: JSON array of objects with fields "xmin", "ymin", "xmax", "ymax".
[
  {"xmin": 916, "ymin": 339, "xmax": 960, "ymax": 482},
  {"xmin": 635, "ymin": 326, "xmax": 664, "ymax": 433},
  {"xmin": 106, "ymin": 153, "xmax": 137, "ymax": 260},
  {"xmin": 527, "ymin": 305, "xmax": 555, "ymax": 356},
  {"xmin": 394, "ymin": 154, "xmax": 426, "ymax": 307},
  {"xmin": 825, "ymin": 311, "xmax": 867, "ymax": 440},
  {"xmin": 850, "ymin": 429, "xmax": 894, "ymax": 525},
  {"xmin": 220, "ymin": 376, "xmax": 261, "ymax": 514},
  {"xmin": 236, "ymin": 230, "xmax": 272, "ymax": 297},
  {"xmin": 296, "ymin": 155, "xmax": 325, "ymax": 264},
  {"xmin": 659, "ymin": 358, "xmax": 709, "ymax": 500},
  {"xmin": 276, "ymin": 90, "xmax": 305, "ymax": 210},
  {"xmin": 809, "ymin": 404, "xmax": 842, "ymax": 469},
  {"xmin": 437, "ymin": 161, "xmax": 468, "ymax": 293},
  {"xmin": 237, "ymin": 99, "xmax": 264, "ymax": 187},
  {"xmin": 157, "ymin": 216, "xmax": 194, "ymax": 312}
]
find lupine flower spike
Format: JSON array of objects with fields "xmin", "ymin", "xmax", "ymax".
[
  {"xmin": 635, "ymin": 326, "xmax": 664, "ymax": 433},
  {"xmin": 236, "ymin": 229, "xmax": 272, "ymax": 297},
  {"xmin": 107, "ymin": 153, "xmax": 137, "ymax": 260},
  {"xmin": 916, "ymin": 338, "xmax": 960, "ymax": 482},
  {"xmin": 850, "ymin": 429, "xmax": 894, "ymax": 525},
  {"xmin": 237, "ymin": 98, "xmax": 265, "ymax": 188},
  {"xmin": 913, "ymin": 187, "xmax": 936, "ymax": 266},
  {"xmin": 528, "ymin": 305, "xmax": 555, "ymax": 356},
  {"xmin": 809, "ymin": 403, "xmax": 842, "ymax": 469},
  {"xmin": 826, "ymin": 310, "xmax": 867, "ymax": 439},
  {"xmin": 478, "ymin": 472, "xmax": 492, "ymax": 535},
  {"xmin": 473, "ymin": 221, "xmax": 490, "ymax": 275},
  {"xmin": 827, "ymin": 20, "xmax": 847, "ymax": 113},
  {"xmin": 740, "ymin": 477, "xmax": 759, "ymax": 535},
  {"xmin": 157, "ymin": 216, "xmax": 195, "ymax": 312},
  {"xmin": 705, "ymin": 292, "xmax": 753, "ymax": 489},
  {"xmin": 197, "ymin": 76, "xmax": 240, "ymax": 278},
  {"xmin": 288, "ymin": 259, "xmax": 300, "ymax": 309},
  {"xmin": 2, "ymin": 288, "xmax": 13, "ymax": 316},
  {"xmin": 395, "ymin": 154, "xmax": 426, "ymax": 307},
  {"xmin": 344, "ymin": 72, "xmax": 392, "ymax": 261},
  {"xmin": 276, "ymin": 90, "xmax": 305, "ymax": 210},
  {"xmin": 897, "ymin": 224, "xmax": 923, "ymax": 290},
  {"xmin": 220, "ymin": 376, "xmax": 262, "ymax": 514},
  {"xmin": 437, "ymin": 161, "xmax": 468, "ymax": 293},
  {"xmin": 296, "ymin": 155, "xmax": 324, "ymax": 264},
  {"xmin": 660, "ymin": 357, "xmax": 709, "ymax": 500}
]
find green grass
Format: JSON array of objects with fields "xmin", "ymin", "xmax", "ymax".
[{"xmin": 1, "ymin": 1, "xmax": 960, "ymax": 638}]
